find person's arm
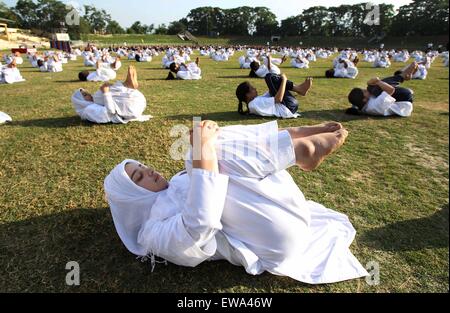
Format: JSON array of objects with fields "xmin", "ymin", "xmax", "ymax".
[
  {"xmin": 267, "ymin": 55, "xmax": 272, "ymax": 72},
  {"xmin": 191, "ymin": 120, "xmax": 220, "ymax": 173},
  {"xmin": 99, "ymin": 83, "xmax": 118, "ymax": 114},
  {"xmin": 137, "ymin": 121, "xmax": 228, "ymax": 266},
  {"xmin": 368, "ymin": 77, "xmax": 395, "ymax": 96},
  {"xmin": 274, "ymin": 74, "xmax": 288, "ymax": 104}
]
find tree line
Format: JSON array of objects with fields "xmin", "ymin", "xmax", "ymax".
[{"xmin": 0, "ymin": 0, "xmax": 448, "ymax": 39}]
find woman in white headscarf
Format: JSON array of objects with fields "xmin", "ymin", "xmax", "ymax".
[
  {"xmin": 104, "ymin": 120, "xmax": 369, "ymax": 284},
  {"xmin": 71, "ymin": 66, "xmax": 151, "ymax": 124}
]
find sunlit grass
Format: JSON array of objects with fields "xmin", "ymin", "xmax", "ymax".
[{"xmin": 0, "ymin": 51, "xmax": 448, "ymax": 292}]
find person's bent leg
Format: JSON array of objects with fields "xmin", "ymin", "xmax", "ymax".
[
  {"xmin": 284, "ymin": 122, "xmax": 343, "ymax": 139},
  {"xmin": 265, "ymin": 73, "xmax": 294, "ymax": 97},
  {"xmin": 291, "ymin": 129, "xmax": 348, "ymax": 172},
  {"xmin": 381, "ymin": 75, "xmax": 404, "ymax": 87},
  {"xmin": 282, "ymin": 93, "xmax": 299, "ymax": 114},
  {"xmin": 292, "ymin": 77, "xmax": 313, "ymax": 96},
  {"xmin": 392, "ymin": 87, "xmax": 414, "ymax": 103},
  {"xmin": 123, "ymin": 66, "xmax": 139, "ymax": 89}
]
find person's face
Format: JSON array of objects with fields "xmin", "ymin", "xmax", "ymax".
[
  {"xmin": 125, "ymin": 162, "xmax": 169, "ymax": 192},
  {"xmin": 80, "ymin": 89, "xmax": 93, "ymax": 102},
  {"xmin": 363, "ymin": 90, "xmax": 371, "ymax": 104},
  {"xmin": 246, "ymin": 85, "xmax": 258, "ymax": 102}
]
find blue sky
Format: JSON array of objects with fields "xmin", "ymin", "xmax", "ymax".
[{"xmin": 3, "ymin": 0, "xmax": 413, "ymax": 28}]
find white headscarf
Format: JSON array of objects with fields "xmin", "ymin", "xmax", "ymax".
[
  {"xmin": 104, "ymin": 160, "xmax": 160, "ymax": 256},
  {"xmin": 71, "ymin": 90, "xmax": 95, "ymax": 116}
]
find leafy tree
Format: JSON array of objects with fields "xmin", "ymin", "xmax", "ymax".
[
  {"xmin": 154, "ymin": 23, "xmax": 168, "ymax": 35},
  {"xmin": 391, "ymin": 0, "xmax": 449, "ymax": 36},
  {"xmin": 253, "ymin": 7, "xmax": 279, "ymax": 36},
  {"xmin": 13, "ymin": 0, "xmax": 39, "ymax": 29},
  {"xmin": 167, "ymin": 20, "xmax": 187, "ymax": 35},
  {"xmin": 127, "ymin": 21, "xmax": 150, "ymax": 34},
  {"xmin": 0, "ymin": 1, "xmax": 18, "ymax": 23},
  {"xmin": 106, "ymin": 20, "xmax": 125, "ymax": 34},
  {"xmin": 280, "ymin": 15, "xmax": 304, "ymax": 36},
  {"xmin": 84, "ymin": 5, "xmax": 111, "ymax": 34}
]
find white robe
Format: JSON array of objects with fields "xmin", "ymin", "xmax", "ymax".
[
  {"xmin": 291, "ymin": 58, "xmax": 309, "ymax": 69},
  {"xmin": 412, "ymin": 64, "xmax": 428, "ymax": 80},
  {"xmin": 363, "ymin": 91, "xmax": 413, "ymax": 117},
  {"xmin": 71, "ymin": 90, "xmax": 123, "ymax": 124},
  {"xmin": 255, "ymin": 64, "xmax": 280, "ymax": 78},
  {"xmin": 176, "ymin": 63, "xmax": 202, "ymax": 80},
  {"xmin": 0, "ymin": 66, "xmax": 25, "ymax": 84},
  {"xmin": 105, "ymin": 122, "xmax": 368, "ymax": 284},
  {"xmin": 92, "ymin": 81, "xmax": 150, "ymax": 121},
  {"xmin": 248, "ymin": 92, "xmax": 299, "ymax": 119},
  {"xmin": 87, "ymin": 66, "xmax": 117, "ymax": 82},
  {"xmin": 0, "ymin": 111, "xmax": 12, "ymax": 124},
  {"xmin": 72, "ymin": 83, "xmax": 151, "ymax": 124}
]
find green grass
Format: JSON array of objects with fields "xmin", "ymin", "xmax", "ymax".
[
  {"xmin": 82, "ymin": 34, "xmax": 449, "ymax": 50},
  {"xmin": 0, "ymin": 52, "xmax": 448, "ymax": 293}
]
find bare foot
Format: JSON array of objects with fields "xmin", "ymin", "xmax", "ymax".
[
  {"xmin": 294, "ymin": 77, "xmax": 313, "ymax": 96},
  {"xmin": 287, "ymin": 122, "xmax": 343, "ymax": 139},
  {"xmin": 195, "ymin": 57, "xmax": 200, "ymax": 66},
  {"xmin": 281, "ymin": 55, "xmax": 287, "ymax": 64},
  {"xmin": 402, "ymin": 62, "xmax": 418, "ymax": 81},
  {"xmin": 124, "ymin": 65, "xmax": 139, "ymax": 89},
  {"xmin": 294, "ymin": 129, "xmax": 348, "ymax": 171}
]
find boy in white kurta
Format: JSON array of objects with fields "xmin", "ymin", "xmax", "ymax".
[
  {"xmin": 325, "ymin": 59, "xmax": 359, "ymax": 79},
  {"xmin": 104, "ymin": 120, "xmax": 369, "ymax": 284},
  {"xmin": 167, "ymin": 58, "xmax": 202, "ymax": 80},
  {"xmin": 347, "ymin": 62, "xmax": 417, "ymax": 117},
  {"xmin": 250, "ymin": 55, "xmax": 282, "ymax": 78},
  {"xmin": 236, "ymin": 74, "xmax": 312, "ymax": 119}
]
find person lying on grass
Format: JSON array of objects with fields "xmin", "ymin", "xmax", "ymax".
[
  {"xmin": 104, "ymin": 119, "xmax": 369, "ymax": 284},
  {"xmin": 166, "ymin": 57, "xmax": 202, "ymax": 80},
  {"xmin": 236, "ymin": 73, "xmax": 312, "ymax": 119},
  {"xmin": 346, "ymin": 62, "xmax": 418, "ymax": 117},
  {"xmin": 72, "ymin": 66, "xmax": 150, "ymax": 124}
]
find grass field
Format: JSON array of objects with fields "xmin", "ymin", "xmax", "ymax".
[
  {"xmin": 81, "ymin": 34, "xmax": 449, "ymax": 50},
  {"xmin": 0, "ymin": 51, "xmax": 448, "ymax": 293}
]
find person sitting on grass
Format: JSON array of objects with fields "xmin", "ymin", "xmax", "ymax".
[
  {"xmin": 72, "ymin": 66, "xmax": 151, "ymax": 124},
  {"xmin": 166, "ymin": 57, "xmax": 202, "ymax": 80},
  {"xmin": 104, "ymin": 119, "xmax": 369, "ymax": 284},
  {"xmin": 346, "ymin": 62, "xmax": 418, "ymax": 117},
  {"xmin": 235, "ymin": 73, "xmax": 312, "ymax": 119}
]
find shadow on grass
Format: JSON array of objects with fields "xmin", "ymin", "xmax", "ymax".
[
  {"xmin": 167, "ymin": 111, "xmax": 272, "ymax": 122},
  {"xmin": 217, "ymin": 75, "xmax": 252, "ymax": 79},
  {"xmin": 361, "ymin": 204, "xmax": 449, "ymax": 251},
  {"xmin": 55, "ymin": 80, "xmax": 82, "ymax": 83},
  {"xmin": 302, "ymin": 109, "xmax": 401, "ymax": 122},
  {"xmin": 5, "ymin": 116, "xmax": 98, "ymax": 128},
  {"xmin": 167, "ymin": 109, "xmax": 402, "ymax": 123},
  {"xmin": 0, "ymin": 208, "xmax": 310, "ymax": 292}
]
